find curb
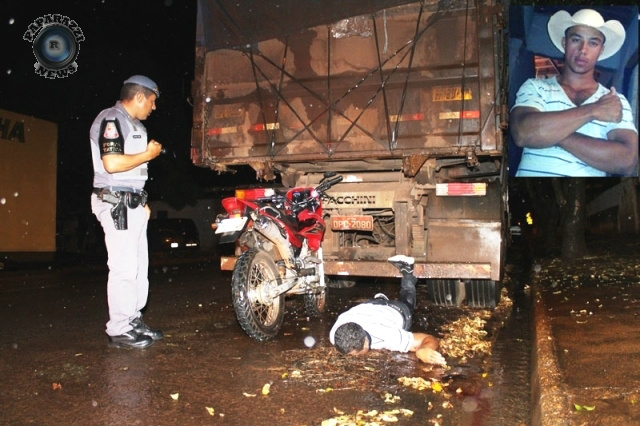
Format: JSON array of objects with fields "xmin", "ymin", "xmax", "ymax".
[{"xmin": 531, "ymin": 278, "xmax": 572, "ymax": 426}]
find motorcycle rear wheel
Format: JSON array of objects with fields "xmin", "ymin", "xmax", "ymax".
[{"xmin": 231, "ymin": 248, "xmax": 284, "ymax": 341}]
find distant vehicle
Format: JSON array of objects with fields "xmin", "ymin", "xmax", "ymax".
[{"xmin": 148, "ymin": 218, "xmax": 200, "ymax": 253}]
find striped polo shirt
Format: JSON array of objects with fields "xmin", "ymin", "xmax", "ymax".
[{"xmin": 513, "ymin": 76, "xmax": 637, "ymax": 177}]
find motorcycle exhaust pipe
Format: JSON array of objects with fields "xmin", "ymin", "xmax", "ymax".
[
  {"xmin": 254, "ymin": 216, "xmax": 294, "ymax": 268},
  {"xmin": 298, "ymin": 267, "xmax": 316, "ymax": 276}
]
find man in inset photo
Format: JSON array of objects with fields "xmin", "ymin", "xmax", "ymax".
[{"xmin": 508, "ymin": 6, "xmax": 638, "ymax": 177}]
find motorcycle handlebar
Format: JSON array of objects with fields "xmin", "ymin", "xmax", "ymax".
[{"xmin": 316, "ymin": 175, "xmax": 343, "ymax": 194}]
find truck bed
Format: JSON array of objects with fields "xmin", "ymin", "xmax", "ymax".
[{"xmin": 192, "ymin": 0, "xmax": 505, "ymax": 177}]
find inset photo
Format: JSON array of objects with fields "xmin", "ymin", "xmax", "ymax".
[{"xmin": 508, "ymin": 6, "xmax": 638, "ymax": 177}]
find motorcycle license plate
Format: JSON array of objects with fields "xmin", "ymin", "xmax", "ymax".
[
  {"xmin": 330, "ymin": 215, "xmax": 374, "ymax": 231},
  {"xmin": 215, "ymin": 217, "xmax": 248, "ymax": 234}
]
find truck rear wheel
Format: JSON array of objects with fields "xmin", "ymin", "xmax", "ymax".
[
  {"xmin": 465, "ymin": 280, "xmax": 501, "ymax": 308},
  {"xmin": 231, "ymin": 248, "xmax": 284, "ymax": 341}
]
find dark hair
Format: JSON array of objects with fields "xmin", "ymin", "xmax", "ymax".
[
  {"xmin": 121, "ymin": 83, "xmax": 156, "ymax": 101},
  {"xmin": 334, "ymin": 322, "xmax": 368, "ymax": 354}
]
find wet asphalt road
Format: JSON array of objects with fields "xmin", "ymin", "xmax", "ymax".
[{"xmin": 0, "ymin": 246, "xmax": 531, "ymax": 426}]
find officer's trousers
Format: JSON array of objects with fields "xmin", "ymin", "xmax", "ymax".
[{"xmin": 91, "ymin": 194, "xmax": 149, "ymax": 336}]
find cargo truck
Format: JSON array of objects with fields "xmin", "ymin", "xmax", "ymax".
[
  {"xmin": 191, "ymin": 0, "xmax": 509, "ymax": 308},
  {"xmin": 0, "ymin": 109, "xmax": 58, "ymax": 265}
]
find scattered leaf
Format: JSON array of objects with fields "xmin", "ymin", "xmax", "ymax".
[
  {"xmin": 398, "ymin": 376, "xmax": 432, "ymax": 391},
  {"xmin": 383, "ymin": 392, "xmax": 400, "ymax": 403},
  {"xmin": 52, "ymin": 383, "xmax": 62, "ymax": 390},
  {"xmin": 261, "ymin": 383, "xmax": 271, "ymax": 396},
  {"xmin": 574, "ymin": 404, "xmax": 595, "ymax": 411},
  {"xmin": 170, "ymin": 393, "xmax": 179, "ymax": 400},
  {"xmin": 205, "ymin": 407, "xmax": 215, "ymax": 416},
  {"xmin": 243, "ymin": 392, "xmax": 257, "ymax": 397},
  {"xmin": 321, "ymin": 407, "xmax": 413, "ymax": 425}
]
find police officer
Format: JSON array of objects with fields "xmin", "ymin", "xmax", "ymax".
[{"xmin": 90, "ymin": 75, "xmax": 164, "ymax": 349}]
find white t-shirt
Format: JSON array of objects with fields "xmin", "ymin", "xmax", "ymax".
[
  {"xmin": 329, "ymin": 302, "xmax": 414, "ymax": 352},
  {"xmin": 513, "ymin": 76, "xmax": 637, "ymax": 177}
]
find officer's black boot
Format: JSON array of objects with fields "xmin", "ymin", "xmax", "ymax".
[{"xmin": 131, "ymin": 316, "xmax": 164, "ymax": 340}]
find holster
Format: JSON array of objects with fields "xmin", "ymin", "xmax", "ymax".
[
  {"xmin": 94, "ymin": 188, "xmax": 129, "ymax": 230},
  {"xmin": 110, "ymin": 199, "xmax": 128, "ymax": 230}
]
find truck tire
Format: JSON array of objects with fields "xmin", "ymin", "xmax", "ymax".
[
  {"xmin": 304, "ymin": 286, "xmax": 327, "ymax": 317},
  {"xmin": 231, "ymin": 248, "xmax": 284, "ymax": 341},
  {"xmin": 427, "ymin": 279, "xmax": 461, "ymax": 307},
  {"xmin": 465, "ymin": 280, "xmax": 501, "ymax": 309}
]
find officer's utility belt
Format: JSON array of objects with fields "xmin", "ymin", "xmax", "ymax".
[
  {"xmin": 93, "ymin": 187, "xmax": 148, "ymax": 208},
  {"xmin": 93, "ymin": 187, "xmax": 148, "ymax": 231}
]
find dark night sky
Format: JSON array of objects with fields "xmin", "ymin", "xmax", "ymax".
[{"xmin": 0, "ymin": 1, "xmax": 244, "ymax": 216}]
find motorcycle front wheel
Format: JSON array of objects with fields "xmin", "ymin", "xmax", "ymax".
[{"xmin": 231, "ymin": 248, "xmax": 284, "ymax": 341}]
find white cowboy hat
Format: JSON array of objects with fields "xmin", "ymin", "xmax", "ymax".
[{"xmin": 547, "ymin": 9, "xmax": 626, "ymax": 61}]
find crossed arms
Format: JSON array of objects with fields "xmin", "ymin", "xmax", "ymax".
[{"xmin": 511, "ymin": 88, "xmax": 638, "ymax": 175}]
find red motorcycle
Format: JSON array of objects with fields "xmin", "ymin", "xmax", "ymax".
[{"xmin": 214, "ymin": 173, "xmax": 343, "ymax": 341}]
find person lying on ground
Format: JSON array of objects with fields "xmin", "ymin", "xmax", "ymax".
[{"xmin": 329, "ymin": 255, "xmax": 446, "ymax": 366}]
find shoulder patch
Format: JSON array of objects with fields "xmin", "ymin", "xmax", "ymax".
[
  {"xmin": 103, "ymin": 121, "xmax": 120, "ymax": 139},
  {"xmin": 99, "ymin": 118, "xmax": 125, "ymax": 156}
]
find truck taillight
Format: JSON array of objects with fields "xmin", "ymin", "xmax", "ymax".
[
  {"xmin": 207, "ymin": 126, "xmax": 237, "ymax": 136},
  {"xmin": 436, "ymin": 182, "xmax": 487, "ymax": 196},
  {"xmin": 438, "ymin": 111, "xmax": 480, "ymax": 120},
  {"xmin": 235, "ymin": 188, "xmax": 275, "ymax": 200},
  {"xmin": 389, "ymin": 113, "xmax": 425, "ymax": 122},
  {"xmin": 249, "ymin": 122, "xmax": 280, "ymax": 132}
]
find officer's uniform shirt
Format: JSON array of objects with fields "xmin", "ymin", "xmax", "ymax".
[
  {"xmin": 90, "ymin": 101, "xmax": 149, "ymax": 189},
  {"xmin": 330, "ymin": 303, "xmax": 414, "ymax": 352},
  {"xmin": 513, "ymin": 76, "xmax": 637, "ymax": 177}
]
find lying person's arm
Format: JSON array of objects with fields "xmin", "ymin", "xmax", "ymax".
[{"xmin": 410, "ymin": 332, "xmax": 446, "ymax": 365}]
